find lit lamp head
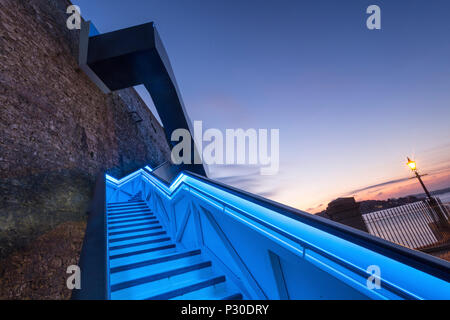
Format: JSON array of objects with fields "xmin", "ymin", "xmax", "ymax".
[{"xmin": 407, "ymin": 157, "xmax": 417, "ymax": 171}]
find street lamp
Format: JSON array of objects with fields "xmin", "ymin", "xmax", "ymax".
[
  {"xmin": 406, "ymin": 157, "xmax": 431, "ymax": 199},
  {"xmin": 407, "ymin": 157, "xmax": 449, "ymax": 229},
  {"xmin": 407, "ymin": 158, "xmax": 417, "ymax": 171}
]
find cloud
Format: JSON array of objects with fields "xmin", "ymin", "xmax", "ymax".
[
  {"xmin": 307, "ymin": 203, "xmax": 324, "ymax": 212},
  {"xmin": 341, "ymin": 166, "xmax": 450, "ymax": 203},
  {"xmin": 208, "ymin": 164, "xmax": 280, "ymax": 199},
  {"xmin": 345, "ymin": 177, "xmax": 411, "ymax": 195},
  {"xmin": 257, "ymin": 190, "xmax": 279, "ymax": 198}
]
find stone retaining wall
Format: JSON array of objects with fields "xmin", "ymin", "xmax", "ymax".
[{"xmin": 0, "ymin": 0, "xmax": 171, "ymax": 298}]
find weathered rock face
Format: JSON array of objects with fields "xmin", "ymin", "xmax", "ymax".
[
  {"xmin": 0, "ymin": 170, "xmax": 93, "ymax": 258},
  {"xmin": 0, "ymin": 0, "xmax": 171, "ymax": 298},
  {"xmin": 0, "ymin": 221, "xmax": 86, "ymax": 299}
]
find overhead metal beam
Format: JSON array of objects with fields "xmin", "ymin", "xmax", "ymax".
[{"xmin": 79, "ymin": 21, "xmax": 206, "ymax": 180}]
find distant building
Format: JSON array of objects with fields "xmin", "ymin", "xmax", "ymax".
[{"xmin": 323, "ymin": 197, "xmax": 368, "ymax": 232}]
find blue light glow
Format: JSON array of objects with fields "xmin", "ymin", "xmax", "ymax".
[{"xmin": 105, "ymin": 167, "xmax": 450, "ymax": 300}]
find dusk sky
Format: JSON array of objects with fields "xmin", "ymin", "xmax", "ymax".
[{"xmin": 73, "ymin": 0, "xmax": 450, "ymax": 213}]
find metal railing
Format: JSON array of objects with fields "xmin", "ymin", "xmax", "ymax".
[{"xmin": 362, "ymin": 199, "xmax": 450, "ymax": 250}]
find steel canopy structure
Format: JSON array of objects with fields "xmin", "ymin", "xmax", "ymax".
[{"xmin": 79, "ymin": 21, "xmax": 206, "ymax": 179}]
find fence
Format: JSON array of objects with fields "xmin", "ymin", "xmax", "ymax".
[{"xmin": 362, "ymin": 198, "xmax": 450, "ymax": 249}]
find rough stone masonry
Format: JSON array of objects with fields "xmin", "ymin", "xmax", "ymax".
[{"xmin": 0, "ymin": 0, "xmax": 171, "ymax": 298}]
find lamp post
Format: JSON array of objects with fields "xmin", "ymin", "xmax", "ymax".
[
  {"xmin": 407, "ymin": 157, "xmax": 449, "ymax": 229},
  {"xmin": 406, "ymin": 157, "xmax": 432, "ymax": 200}
]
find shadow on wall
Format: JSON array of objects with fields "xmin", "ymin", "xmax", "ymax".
[
  {"xmin": 0, "ymin": 220, "xmax": 86, "ymax": 299},
  {"xmin": 0, "ymin": 169, "xmax": 92, "ymax": 299},
  {"xmin": 0, "ymin": 169, "xmax": 93, "ymax": 259}
]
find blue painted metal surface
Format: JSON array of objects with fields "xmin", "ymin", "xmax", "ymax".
[
  {"xmin": 102, "ymin": 166, "xmax": 450, "ymax": 300},
  {"xmin": 88, "ymin": 22, "xmax": 100, "ymax": 37}
]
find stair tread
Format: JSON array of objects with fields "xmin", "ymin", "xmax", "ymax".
[
  {"xmin": 108, "ymin": 211, "xmax": 152, "ymax": 218},
  {"xmin": 109, "ymin": 216, "xmax": 154, "ymax": 223},
  {"xmin": 108, "ymin": 202, "xmax": 147, "ymax": 206},
  {"xmin": 108, "ymin": 201, "xmax": 144, "ymax": 206},
  {"xmin": 110, "ymin": 249, "xmax": 202, "ymax": 273},
  {"xmin": 108, "ymin": 202, "xmax": 144, "ymax": 205},
  {"xmin": 110, "ymin": 237, "xmax": 172, "ymax": 251},
  {"xmin": 148, "ymin": 275, "xmax": 226, "ymax": 300},
  {"xmin": 109, "ymin": 232, "xmax": 167, "ymax": 246},
  {"xmin": 112, "ymin": 261, "xmax": 213, "ymax": 293},
  {"xmin": 108, "ymin": 210, "xmax": 151, "ymax": 215},
  {"xmin": 108, "ymin": 203, "xmax": 146, "ymax": 206},
  {"xmin": 108, "ymin": 207, "xmax": 151, "ymax": 213},
  {"xmin": 109, "ymin": 231, "xmax": 166, "ymax": 244},
  {"xmin": 109, "ymin": 220, "xmax": 157, "ymax": 229},
  {"xmin": 110, "ymin": 243, "xmax": 176, "ymax": 259},
  {"xmin": 110, "ymin": 239, "xmax": 174, "ymax": 256},
  {"xmin": 109, "ymin": 221, "xmax": 158, "ymax": 231},
  {"xmin": 108, "ymin": 218, "xmax": 157, "ymax": 227},
  {"xmin": 108, "ymin": 209, "xmax": 149, "ymax": 213},
  {"xmin": 108, "ymin": 204, "xmax": 149, "ymax": 208},
  {"xmin": 109, "ymin": 227, "xmax": 163, "ymax": 240},
  {"xmin": 109, "ymin": 217, "xmax": 156, "ymax": 225},
  {"xmin": 111, "ymin": 254, "xmax": 206, "ymax": 286},
  {"xmin": 171, "ymin": 282, "xmax": 242, "ymax": 300},
  {"xmin": 110, "ymin": 246, "xmax": 178, "ymax": 268},
  {"xmin": 108, "ymin": 212, "xmax": 156, "ymax": 221},
  {"xmin": 109, "ymin": 225, "xmax": 162, "ymax": 236},
  {"xmin": 111, "ymin": 267, "xmax": 219, "ymax": 300}
]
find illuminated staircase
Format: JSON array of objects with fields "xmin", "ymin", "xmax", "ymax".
[
  {"xmin": 106, "ymin": 200, "xmax": 243, "ymax": 300},
  {"xmin": 73, "ymin": 166, "xmax": 450, "ymax": 300}
]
